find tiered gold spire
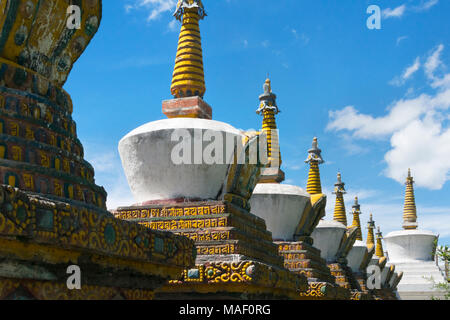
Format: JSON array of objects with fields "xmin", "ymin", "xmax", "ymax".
[
  {"xmin": 305, "ymin": 137, "xmax": 324, "ymax": 195},
  {"xmin": 366, "ymin": 214, "xmax": 375, "ymax": 249},
  {"xmin": 375, "ymin": 227, "xmax": 385, "ymax": 258},
  {"xmin": 171, "ymin": 0, "xmax": 207, "ymax": 98},
  {"xmin": 256, "ymin": 78, "xmax": 281, "ymax": 170},
  {"xmin": 350, "ymin": 196, "xmax": 363, "ymax": 241},
  {"xmin": 332, "ymin": 172, "xmax": 347, "ymax": 225},
  {"xmin": 403, "ymin": 168, "xmax": 418, "ymax": 230}
]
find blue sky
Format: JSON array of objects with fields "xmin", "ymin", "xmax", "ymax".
[{"xmin": 64, "ymin": 0, "xmax": 450, "ymax": 245}]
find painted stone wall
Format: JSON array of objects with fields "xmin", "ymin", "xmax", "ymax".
[{"xmin": 0, "ymin": 0, "xmax": 106, "ymax": 208}]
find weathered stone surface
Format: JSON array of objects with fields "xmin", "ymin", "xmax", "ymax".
[
  {"xmin": 347, "ymin": 240, "xmax": 368, "ymax": 273},
  {"xmin": 311, "ymin": 220, "xmax": 347, "ymax": 262},
  {"xmin": 0, "ymin": 0, "xmax": 198, "ymax": 300},
  {"xmin": 116, "ymin": 194, "xmax": 309, "ymax": 299},
  {"xmin": 162, "ymin": 96, "xmax": 212, "ymax": 119},
  {"xmin": 384, "ymin": 229, "xmax": 437, "ymax": 263},
  {"xmin": 0, "ymin": 0, "xmax": 107, "ymax": 209},
  {"xmin": 250, "ymin": 183, "xmax": 310, "ymax": 241},
  {"xmin": 0, "ymin": 0, "xmax": 102, "ymax": 86}
]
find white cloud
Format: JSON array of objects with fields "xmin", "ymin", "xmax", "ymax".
[
  {"xmin": 403, "ymin": 57, "xmax": 421, "ymax": 80},
  {"xmin": 300, "ymin": 33, "xmax": 310, "ymax": 45},
  {"xmin": 390, "ymin": 57, "xmax": 421, "ymax": 86},
  {"xmin": 425, "ymin": 44, "xmax": 444, "ymax": 80},
  {"xmin": 431, "ymin": 74, "xmax": 450, "ymax": 89},
  {"xmin": 291, "ymin": 28, "xmax": 309, "ymax": 45},
  {"xmin": 357, "ymin": 202, "xmax": 450, "ymax": 240},
  {"xmin": 338, "ymin": 133, "xmax": 370, "ymax": 155},
  {"xmin": 125, "ymin": 0, "xmax": 177, "ymax": 21},
  {"xmin": 382, "ymin": 5, "xmax": 407, "ymax": 19},
  {"xmin": 382, "ymin": 1, "xmax": 439, "ymax": 20},
  {"xmin": 167, "ymin": 19, "xmax": 178, "ymax": 32},
  {"xmin": 396, "ymin": 36, "xmax": 408, "ymax": 46},
  {"xmin": 384, "ymin": 115, "xmax": 450, "ymax": 189},
  {"xmin": 261, "ymin": 40, "xmax": 270, "ymax": 48},
  {"xmin": 327, "ymin": 44, "xmax": 450, "ymax": 190},
  {"xmin": 414, "ymin": 0, "xmax": 439, "ymax": 11},
  {"xmin": 327, "ymin": 94, "xmax": 431, "ymax": 139}
]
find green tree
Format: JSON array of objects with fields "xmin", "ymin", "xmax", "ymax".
[{"xmin": 429, "ymin": 245, "xmax": 449, "ymax": 300}]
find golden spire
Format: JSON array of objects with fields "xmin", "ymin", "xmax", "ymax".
[
  {"xmin": 350, "ymin": 196, "xmax": 363, "ymax": 241},
  {"xmin": 171, "ymin": 0, "xmax": 207, "ymax": 99},
  {"xmin": 332, "ymin": 172, "xmax": 347, "ymax": 225},
  {"xmin": 257, "ymin": 78, "xmax": 281, "ymax": 169},
  {"xmin": 305, "ymin": 137, "xmax": 324, "ymax": 195},
  {"xmin": 403, "ymin": 168, "xmax": 418, "ymax": 230},
  {"xmin": 366, "ymin": 214, "xmax": 375, "ymax": 248},
  {"xmin": 375, "ymin": 226, "xmax": 385, "ymax": 258}
]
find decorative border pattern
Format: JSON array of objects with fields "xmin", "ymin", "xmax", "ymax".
[
  {"xmin": 166, "ymin": 261, "xmax": 308, "ymax": 298},
  {"xmin": 0, "ymin": 185, "xmax": 196, "ymax": 270},
  {"xmin": 0, "ymin": 277, "xmax": 155, "ymax": 300}
]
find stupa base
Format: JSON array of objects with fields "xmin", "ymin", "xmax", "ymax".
[
  {"xmin": 328, "ymin": 262, "xmax": 360, "ymax": 290},
  {"xmin": 394, "ymin": 261, "xmax": 447, "ymax": 300},
  {"xmin": 0, "ymin": 276, "xmax": 156, "ymax": 300},
  {"xmin": 154, "ymin": 260, "xmax": 307, "ymax": 300},
  {"xmin": 115, "ymin": 199, "xmax": 309, "ymax": 299},
  {"xmin": 297, "ymin": 282, "xmax": 351, "ymax": 300},
  {"xmin": 371, "ymin": 288, "xmax": 399, "ymax": 300},
  {"xmin": 276, "ymin": 239, "xmax": 351, "ymax": 300},
  {"xmin": 0, "ymin": 185, "xmax": 196, "ymax": 300}
]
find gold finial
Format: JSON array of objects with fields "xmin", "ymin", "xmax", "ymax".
[
  {"xmin": 265, "ymin": 78, "xmax": 272, "ymax": 93},
  {"xmin": 403, "ymin": 169, "xmax": 418, "ymax": 230},
  {"xmin": 375, "ymin": 226, "xmax": 384, "ymax": 258},
  {"xmin": 350, "ymin": 196, "xmax": 363, "ymax": 241},
  {"xmin": 333, "ymin": 171, "xmax": 347, "ymax": 225},
  {"xmin": 256, "ymin": 78, "xmax": 281, "ymax": 170},
  {"xmin": 366, "ymin": 213, "xmax": 375, "ymax": 248},
  {"xmin": 171, "ymin": 0, "xmax": 206, "ymax": 99},
  {"xmin": 305, "ymin": 137, "xmax": 324, "ymax": 195}
]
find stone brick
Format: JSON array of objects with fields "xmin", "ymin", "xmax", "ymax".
[{"xmin": 162, "ymin": 96, "xmax": 212, "ymax": 119}]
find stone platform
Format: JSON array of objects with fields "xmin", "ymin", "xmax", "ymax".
[
  {"xmin": 277, "ymin": 240, "xmax": 350, "ymax": 300},
  {"xmin": 162, "ymin": 96, "xmax": 212, "ymax": 119},
  {"xmin": 115, "ymin": 200, "xmax": 309, "ymax": 299},
  {"xmin": 394, "ymin": 261, "xmax": 447, "ymax": 300},
  {"xmin": 0, "ymin": 184, "xmax": 196, "ymax": 300},
  {"xmin": 277, "ymin": 240, "xmax": 335, "ymax": 283}
]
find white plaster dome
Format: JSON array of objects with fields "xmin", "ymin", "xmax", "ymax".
[
  {"xmin": 249, "ymin": 183, "xmax": 310, "ymax": 241},
  {"xmin": 347, "ymin": 240, "xmax": 368, "ymax": 272},
  {"xmin": 119, "ymin": 118, "xmax": 243, "ymax": 203},
  {"xmin": 311, "ymin": 220, "xmax": 347, "ymax": 262},
  {"xmin": 384, "ymin": 229, "xmax": 437, "ymax": 263}
]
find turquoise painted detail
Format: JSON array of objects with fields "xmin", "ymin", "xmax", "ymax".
[
  {"xmin": 104, "ymin": 223, "xmax": 116, "ymax": 246},
  {"xmin": 154, "ymin": 237, "xmax": 164, "ymax": 253},
  {"xmin": 36, "ymin": 209, "xmax": 54, "ymax": 231},
  {"xmin": 188, "ymin": 269, "xmax": 200, "ymax": 279}
]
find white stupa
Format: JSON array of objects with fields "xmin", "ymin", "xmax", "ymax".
[{"xmin": 384, "ymin": 169, "xmax": 447, "ymax": 300}]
